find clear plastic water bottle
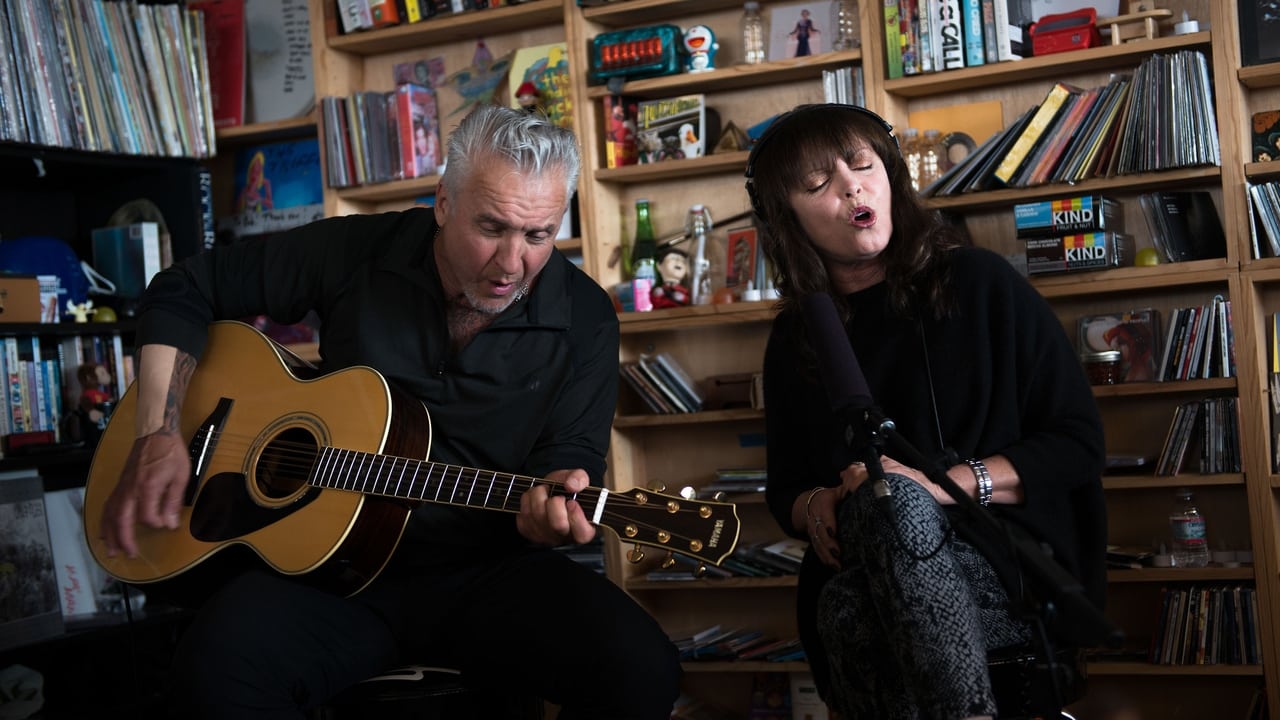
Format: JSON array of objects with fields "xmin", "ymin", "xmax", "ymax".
[
  {"xmin": 1169, "ymin": 487, "xmax": 1210, "ymax": 568},
  {"xmin": 833, "ymin": 0, "xmax": 860, "ymax": 51},
  {"xmin": 742, "ymin": 2, "xmax": 765, "ymax": 65}
]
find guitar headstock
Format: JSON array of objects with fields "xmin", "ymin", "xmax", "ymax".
[{"xmin": 596, "ymin": 487, "xmax": 740, "ymax": 566}]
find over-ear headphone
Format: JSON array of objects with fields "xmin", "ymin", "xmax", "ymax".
[{"xmin": 744, "ymin": 103, "xmax": 898, "ymax": 221}]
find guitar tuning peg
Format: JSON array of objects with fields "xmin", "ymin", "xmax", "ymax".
[
  {"xmin": 679, "ymin": 486, "xmax": 697, "ymax": 500},
  {"xmin": 694, "ymin": 563, "xmax": 708, "ymax": 578},
  {"xmin": 627, "ymin": 545, "xmax": 645, "ymax": 563},
  {"xmin": 661, "ymin": 552, "xmax": 676, "ymax": 569},
  {"xmin": 712, "ymin": 491, "xmax": 727, "ymax": 502},
  {"xmin": 648, "ymin": 481, "xmax": 667, "ymax": 493}
]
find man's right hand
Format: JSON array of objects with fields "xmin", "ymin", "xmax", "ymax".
[{"xmin": 99, "ymin": 431, "xmax": 192, "ymax": 559}]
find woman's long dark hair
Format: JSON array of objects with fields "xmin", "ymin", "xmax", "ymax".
[{"xmin": 748, "ymin": 104, "xmax": 966, "ymax": 324}]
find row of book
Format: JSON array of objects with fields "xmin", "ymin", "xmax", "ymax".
[
  {"xmin": 0, "ymin": 471, "xmax": 151, "ymax": 653},
  {"xmin": 885, "ymin": 0, "xmax": 1030, "ymax": 79},
  {"xmin": 1148, "ymin": 584, "xmax": 1261, "ymax": 666},
  {"xmin": 1267, "ymin": 312, "xmax": 1280, "ymax": 472},
  {"xmin": 336, "ymin": 0, "xmax": 528, "ymax": 34},
  {"xmin": 320, "ymin": 85, "xmax": 442, "ymax": 189},
  {"xmin": 1156, "ymin": 296, "xmax": 1235, "ymax": 383},
  {"xmin": 673, "ymin": 624, "xmax": 806, "ymax": 664},
  {"xmin": 696, "ymin": 468, "xmax": 768, "ymax": 499},
  {"xmin": 1154, "ymin": 396, "xmax": 1241, "ymax": 477},
  {"xmin": 0, "ymin": 331, "xmax": 132, "ymax": 452},
  {"xmin": 926, "ymin": 50, "xmax": 1219, "ymax": 196},
  {"xmin": 646, "ymin": 539, "xmax": 804, "ymax": 582},
  {"xmin": 620, "ymin": 352, "xmax": 704, "ymax": 415},
  {"xmin": 0, "ymin": 0, "xmax": 217, "ymax": 158},
  {"xmin": 1139, "ymin": 191, "xmax": 1227, "ymax": 264},
  {"xmin": 1247, "ymin": 180, "xmax": 1280, "ymax": 260},
  {"xmin": 820, "ymin": 65, "xmax": 865, "ymax": 108}
]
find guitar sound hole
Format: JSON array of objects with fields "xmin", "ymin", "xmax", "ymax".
[{"xmin": 255, "ymin": 428, "xmax": 317, "ymax": 499}]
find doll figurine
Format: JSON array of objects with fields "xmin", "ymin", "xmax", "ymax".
[
  {"xmin": 683, "ymin": 25, "xmax": 718, "ymax": 73},
  {"xmin": 78, "ymin": 362, "xmax": 114, "ymax": 424},
  {"xmin": 515, "ymin": 81, "xmax": 543, "ymax": 114},
  {"xmin": 651, "ymin": 247, "xmax": 692, "ymax": 309}
]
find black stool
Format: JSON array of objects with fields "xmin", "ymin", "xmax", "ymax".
[{"xmin": 310, "ymin": 665, "xmax": 544, "ymax": 720}]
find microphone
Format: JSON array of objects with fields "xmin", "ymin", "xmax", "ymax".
[{"xmin": 799, "ymin": 293, "xmax": 893, "ymax": 505}]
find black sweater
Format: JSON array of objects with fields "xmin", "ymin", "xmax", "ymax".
[{"xmin": 763, "ymin": 246, "xmax": 1107, "ymax": 607}]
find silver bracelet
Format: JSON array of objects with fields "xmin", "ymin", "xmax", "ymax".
[{"xmin": 966, "ymin": 459, "xmax": 992, "ymax": 507}]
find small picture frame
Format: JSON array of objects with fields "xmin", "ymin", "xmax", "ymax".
[
  {"xmin": 725, "ymin": 226, "xmax": 759, "ymax": 291},
  {"xmin": 1239, "ymin": 0, "xmax": 1280, "ymax": 67},
  {"xmin": 1077, "ymin": 308, "xmax": 1162, "ymax": 383},
  {"xmin": 1253, "ymin": 110, "xmax": 1280, "ymax": 163},
  {"xmin": 767, "ymin": 0, "xmax": 838, "ymax": 61}
]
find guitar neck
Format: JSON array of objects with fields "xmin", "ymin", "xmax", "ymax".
[{"xmin": 309, "ymin": 446, "xmax": 601, "ymax": 516}]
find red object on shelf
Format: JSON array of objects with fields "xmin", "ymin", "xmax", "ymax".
[
  {"xmin": 5, "ymin": 430, "xmax": 57, "ymax": 453},
  {"xmin": 1030, "ymin": 9, "xmax": 1103, "ymax": 56}
]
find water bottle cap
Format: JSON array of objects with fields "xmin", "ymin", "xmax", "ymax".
[{"xmin": 745, "ymin": 1, "xmax": 760, "ymax": 9}]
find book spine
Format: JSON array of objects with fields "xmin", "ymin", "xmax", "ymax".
[
  {"xmin": 916, "ymin": 0, "xmax": 933, "ymax": 72},
  {"xmin": 936, "ymin": 0, "xmax": 964, "ymax": 70},
  {"xmin": 44, "ymin": 359, "xmax": 61, "ymax": 439},
  {"xmin": 45, "ymin": 487, "xmax": 100, "ymax": 618},
  {"xmin": 883, "ymin": 0, "xmax": 903, "ymax": 79},
  {"xmin": 960, "ymin": 0, "xmax": 984, "ymax": 66},
  {"xmin": 110, "ymin": 332, "xmax": 128, "ymax": 400},
  {"xmin": 197, "ymin": 166, "xmax": 216, "ymax": 249},
  {"xmin": 979, "ymin": 0, "xmax": 997, "ymax": 63},
  {"xmin": 991, "ymin": 0, "xmax": 1016, "ymax": 61},
  {"xmin": 900, "ymin": 0, "xmax": 919, "ymax": 75},
  {"xmin": 993, "ymin": 82, "xmax": 1072, "ymax": 184},
  {"xmin": 6, "ymin": 337, "xmax": 24, "ymax": 433}
]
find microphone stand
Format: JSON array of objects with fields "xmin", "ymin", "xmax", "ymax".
[{"xmin": 845, "ymin": 404, "xmax": 1122, "ymax": 714}]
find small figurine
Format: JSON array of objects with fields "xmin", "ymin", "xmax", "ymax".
[
  {"xmin": 67, "ymin": 299, "xmax": 94, "ymax": 323},
  {"xmin": 683, "ymin": 24, "xmax": 718, "ymax": 73},
  {"xmin": 78, "ymin": 362, "xmax": 114, "ymax": 425},
  {"xmin": 515, "ymin": 81, "xmax": 543, "ymax": 114},
  {"xmin": 651, "ymin": 247, "xmax": 691, "ymax": 309}
]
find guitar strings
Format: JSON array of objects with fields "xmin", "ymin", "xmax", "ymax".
[{"xmin": 179, "ymin": 427, "xmax": 729, "ymax": 557}]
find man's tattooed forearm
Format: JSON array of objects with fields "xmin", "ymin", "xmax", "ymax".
[{"xmin": 164, "ymin": 351, "xmax": 197, "ymax": 433}]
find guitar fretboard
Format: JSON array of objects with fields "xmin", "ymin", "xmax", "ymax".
[{"xmin": 309, "ymin": 446, "xmax": 603, "ymax": 515}]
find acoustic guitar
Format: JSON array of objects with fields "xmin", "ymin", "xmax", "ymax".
[{"xmin": 83, "ymin": 321, "xmax": 740, "ymax": 597}]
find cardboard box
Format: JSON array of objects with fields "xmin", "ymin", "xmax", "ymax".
[
  {"xmin": 1014, "ymin": 195, "xmax": 1123, "ymax": 238},
  {"xmin": 0, "ymin": 275, "xmax": 43, "ymax": 323},
  {"xmin": 1025, "ymin": 232, "xmax": 1132, "ymax": 275}
]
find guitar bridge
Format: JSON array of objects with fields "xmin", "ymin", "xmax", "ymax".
[{"xmin": 187, "ymin": 397, "xmax": 233, "ymax": 505}]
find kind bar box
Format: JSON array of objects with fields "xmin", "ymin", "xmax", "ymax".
[
  {"xmin": 1014, "ymin": 195, "xmax": 1123, "ymax": 238},
  {"xmin": 1025, "ymin": 232, "xmax": 1132, "ymax": 275}
]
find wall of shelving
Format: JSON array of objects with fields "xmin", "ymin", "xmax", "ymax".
[{"xmin": 209, "ymin": 1, "xmax": 1280, "ymax": 717}]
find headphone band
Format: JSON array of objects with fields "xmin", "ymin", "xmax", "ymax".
[
  {"xmin": 744, "ymin": 103, "xmax": 897, "ymax": 220},
  {"xmin": 744, "ymin": 103, "xmax": 897, "ymax": 180}
]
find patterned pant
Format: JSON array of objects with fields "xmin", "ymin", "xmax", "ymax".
[{"xmin": 817, "ymin": 474, "xmax": 1031, "ymax": 720}]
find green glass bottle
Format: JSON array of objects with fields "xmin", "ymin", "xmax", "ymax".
[{"xmin": 631, "ymin": 199, "xmax": 657, "ymax": 312}]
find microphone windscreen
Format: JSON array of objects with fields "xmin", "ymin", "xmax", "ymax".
[{"xmin": 800, "ymin": 293, "xmax": 874, "ymax": 412}]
